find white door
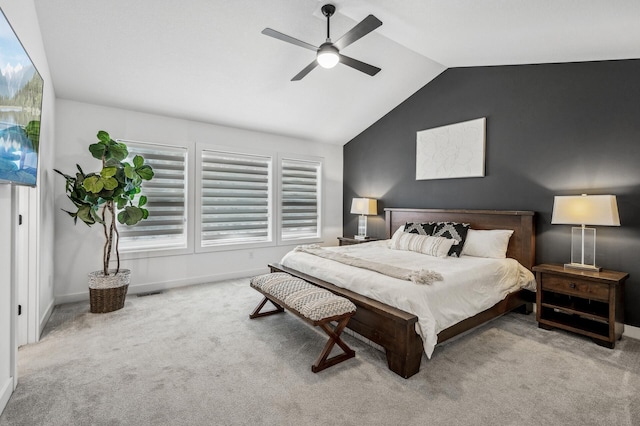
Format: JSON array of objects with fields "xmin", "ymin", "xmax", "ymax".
[
  {"xmin": 0, "ymin": 185, "xmax": 18, "ymax": 414},
  {"xmin": 16, "ymin": 185, "xmax": 38, "ymax": 346}
]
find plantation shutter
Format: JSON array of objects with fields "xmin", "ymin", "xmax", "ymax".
[
  {"xmin": 118, "ymin": 142, "xmax": 188, "ymax": 250},
  {"xmin": 280, "ymin": 158, "xmax": 321, "ymax": 240},
  {"xmin": 200, "ymin": 150, "xmax": 271, "ymax": 246}
]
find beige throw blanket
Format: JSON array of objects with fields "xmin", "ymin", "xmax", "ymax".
[{"xmin": 293, "ymin": 244, "xmax": 443, "ymax": 285}]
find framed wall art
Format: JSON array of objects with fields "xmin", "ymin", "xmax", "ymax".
[{"xmin": 416, "ymin": 117, "xmax": 486, "ymax": 181}]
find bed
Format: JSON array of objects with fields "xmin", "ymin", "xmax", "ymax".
[{"xmin": 269, "ymin": 208, "xmax": 536, "ymax": 378}]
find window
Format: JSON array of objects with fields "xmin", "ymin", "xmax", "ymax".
[
  {"xmin": 115, "ymin": 140, "xmax": 322, "ymax": 253},
  {"xmin": 280, "ymin": 157, "xmax": 321, "ymax": 242},
  {"xmin": 118, "ymin": 141, "xmax": 189, "ymax": 252},
  {"xmin": 198, "ymin": 149, "xmax": 272, "ymax": 248}
]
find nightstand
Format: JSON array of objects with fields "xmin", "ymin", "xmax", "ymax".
[
  {"xmin": 533, "ymin": 263, "xmax": 629, "ymax": 348},
  {"xmin": 337, "ymin": 237, "xmax": 381, "ymax": 246}
]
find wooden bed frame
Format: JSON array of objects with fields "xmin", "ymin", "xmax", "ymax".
[{"xmin": 269, "ymin": 208, "xmax": 536, "ymax": 378}]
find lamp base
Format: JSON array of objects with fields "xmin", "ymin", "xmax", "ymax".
[
  {"xmin": 355, "ymin": 215, "xmax": 368, "ymax": 240},
  {"xmin": 564, "ymin": 262, "xmax": 602, "ymax": 272}
]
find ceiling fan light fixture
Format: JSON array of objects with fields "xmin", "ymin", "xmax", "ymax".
[
  {"xmin": 261, "ymin": 3, "xmax": 382, "ymax": 80},
  {"xmin": 317, "ymin": 43, "xmax": 339, "ymax": 69}
]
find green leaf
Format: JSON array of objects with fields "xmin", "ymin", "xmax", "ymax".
[
  {"xmin": 141, "ymin": 208, "xmax": 149, "ymax": 219},
  {"xmin": 118, "ymin": 206, "xmax": 144, "ymax": 226},
  {"xmin": 109, "ymin": 143, "xmax": 128, "ymax": 161},
  {"xmin": 76, "ymin": 205, "xmax": 95, "ymax": 225},
  {"xmin": 102, "ymin": 177, "xmax": 118, "ymax": 190},
  {"xmin": 89, "ymin": 208, "xmax": 103, "ymax": 224},
  {"xmin": 97, "ymin": 130, "xmax": 111, "ymax": 143},
  {"xmin": 136, "ymin": 165, "xmax": 154, "ymax": 180},
  {"xmin": 88, "ymin": 142, "xmax": 106, "ymax": 160},
  {"xmin": 101, "ymin": 166, "xmax": 117, "ymax": 178},
  {"xmin": 116, "ymin": 196, "xmax": 127, "ymax": 210},
  {"xmin": 53, "ymin": 168, "xmax": 73, "ymax": 180},
  {"xmin": 133, "ymin": 155, "xmax": 144, "ymax": 168},
  {"xmin": 128, "ymin": 206, "xmax": 144, "ymax": 224},
  {"xmin": 124, "ymin": 163, "xmax": 135, "ymax": 179},
  {"xmin": 83, "ymin": 176, "xmax": 103, "ymax": 193},
  {"xmin": 111, "ymin": 187, "xmax": 124, "ymax": 199},
  {"xmin": 104, "ymin": 157, "xmax": 120, "ymax": 167},
  {"xmin": 138, "ymin": 195, "xmax": 147, "ymax": 207}
]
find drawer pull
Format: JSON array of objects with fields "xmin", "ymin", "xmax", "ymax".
[{"xmin": 569, "ymin": 282, "xmax": 577, "ymax": 289}]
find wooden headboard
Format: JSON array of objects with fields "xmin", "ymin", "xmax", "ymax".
[{"xmin": 384, "ymin": 208, "xmax": 536, "ymax": 270}]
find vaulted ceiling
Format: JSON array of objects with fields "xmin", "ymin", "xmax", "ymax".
[{"xmin": 33, "ymin": 0, "xmax": 640, "ymax": 145}]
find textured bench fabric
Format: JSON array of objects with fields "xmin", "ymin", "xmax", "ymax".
[
  {"xmin": 250, "ymin": 273, "xmax": 356, "ymax": 321},
  {"xmin": 249, "ymin": 272, "xmax": 356, "ymax": 372}
]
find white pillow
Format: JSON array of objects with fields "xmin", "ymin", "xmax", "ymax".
[
  {"xmin": 461, "ymin": 229, "xmax": 514, "ymax": 259},
  {"xmin": 390, "ymin": 231, "xmax": 455, "ymax": 258},
  {"xmin": 389, "ymin": 225, "xmax": 405, "ymax": 241}
]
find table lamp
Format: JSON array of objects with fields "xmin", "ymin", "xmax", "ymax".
[
  {"xmin": 551, "ymin": 194, "xmax": 620, "ymax": 271},
  {"xmin": 350, "ymin": 198, "xmax": 377, "ymax": 240}
]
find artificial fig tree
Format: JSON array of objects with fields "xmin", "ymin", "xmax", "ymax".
[{"xmin": 55, "ymin": 130, "xmax": 154, "ymax": 276}]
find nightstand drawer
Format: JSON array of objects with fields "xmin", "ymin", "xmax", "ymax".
[{"xmin": 541, "ymin": 275, "xmax": 609, "ymax": 302}]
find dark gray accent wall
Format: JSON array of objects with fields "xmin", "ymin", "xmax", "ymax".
[{"xmin": 344, "ymin": 60, "xmax": 640, "ymax": 326}]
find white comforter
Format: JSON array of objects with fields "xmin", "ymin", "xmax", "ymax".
[{"xmin": 281, "ymin": 240, "xmax": 535, "ymax": 358}]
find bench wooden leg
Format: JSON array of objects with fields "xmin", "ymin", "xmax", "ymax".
[
  {"xmin": 312, "ymin": 316, "xmax": 356, "ymax": 373},
  {"xmin": 249, "ymin": 296, "xmax": 284, "ymax": 319}
]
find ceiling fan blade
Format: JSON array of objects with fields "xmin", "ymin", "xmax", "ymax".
[
  {"xmin": 261, "ymin": 28, "xmax": 318, "ymax": 51},
  {"xmin": 333, "ymin": 15, "xmax": 382, "ymax": 51},
  {"xmin": 339, "ymin": 54, "xmax": 381, "ymax": 76},
  {"xmin": 291, "ymin": 60, "xmax": 319, "ymax": 81}
]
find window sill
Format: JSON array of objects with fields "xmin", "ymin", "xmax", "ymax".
[{"xmin": 118, "ymin": 245, "xmax": 193, "ymax": 260}]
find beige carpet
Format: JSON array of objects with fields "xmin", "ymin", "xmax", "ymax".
[{"xmin": 1, "ymin": 278, "xmax": 639, "ymax": 425}]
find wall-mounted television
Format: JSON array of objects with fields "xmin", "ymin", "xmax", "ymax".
[{"xmin": 0, "ymin": 8, "xmax": 44, "ymax": 187}]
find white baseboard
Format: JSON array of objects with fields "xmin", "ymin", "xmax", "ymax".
[
  {"xmin": 624, "ymin": 324, "xmax": 640, "ymax": 341},
  {"xmin": 39, "ymin": 299, "xmax": 55, "ymax": 340},
  {"xmin": 54, "ymin": 267, "xmax": 269, "ymax": 306},
  {"xmin": 0, "ymin": 377, "xmax": 14, "ymax": 417},
  {"xmin": 49, "ymin": 274, "xmax": 640, "ymax": 343}
]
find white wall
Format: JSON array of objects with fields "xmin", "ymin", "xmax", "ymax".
[
  {"xmin": 0, "ymin": 0, "xmax": 56, "ymax": 412},
  {"xmin": 54, "ymin": 99, "xmax": 343, "ymax": 302},
  {"xmin": 0, "ymin": 0, "xmax": 57, "ymax": 336}
]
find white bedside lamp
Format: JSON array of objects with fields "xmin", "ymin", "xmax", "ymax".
[
  {"xmin": 350, "ymin": 198, "xmax": 377, "ymax": 240},
  {"xmin": 551, "ymin": 194, "xmax": 620, "ymax": 271}
]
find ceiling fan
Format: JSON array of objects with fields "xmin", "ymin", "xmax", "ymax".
[{"xmin": 262, "ymin": 4, "xmax": 382, "ymax": 81}]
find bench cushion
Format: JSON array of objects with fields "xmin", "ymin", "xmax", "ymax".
[
  {"xmin": 250, "ymin": 273, "xmax": 356, "ymax": 321},
  {"xmin": 250, "ymin": 272, "xmax": 312, "ymax": 299}
]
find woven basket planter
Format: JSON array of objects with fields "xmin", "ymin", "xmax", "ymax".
[{"xmin": 88, "ymin": 269, "xmax": 130, "ymax": 313}]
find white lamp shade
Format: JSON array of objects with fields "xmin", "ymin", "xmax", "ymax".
[
  {"xmin": 350, "ymin": 198, "xmax": 377, "ymax": 215},
  {"xmin": 551, "ymin": 194, "xmax": 620, "ymax": 226}
]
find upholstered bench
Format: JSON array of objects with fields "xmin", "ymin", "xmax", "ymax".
[{"xmin": 249, "ymin": 272, "xmax": 356, "ymax": 373}]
